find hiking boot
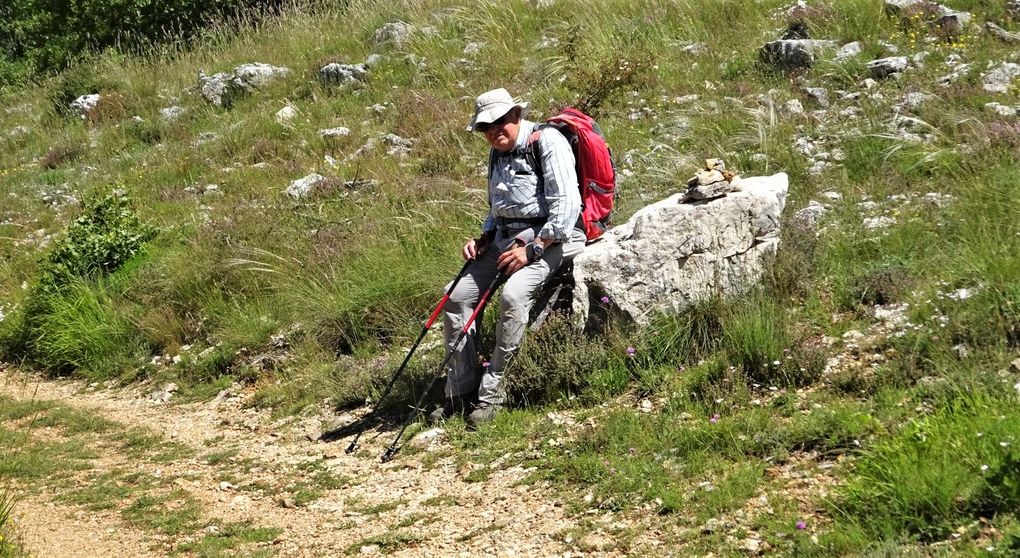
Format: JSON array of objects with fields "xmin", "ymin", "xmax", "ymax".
[
  {"xmin": 467, "ymin": 403, "xmax": 503, "ymax": 427},
  {"xmin": 427, "ymin": 396, "xmax": 472, "ymax": 425}
]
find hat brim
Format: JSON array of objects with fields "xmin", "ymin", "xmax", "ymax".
[{"xmin": 466, "ymin": 101, "xmax": 530, "ymax": 132}]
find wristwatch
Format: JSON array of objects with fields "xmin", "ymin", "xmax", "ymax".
[{"xmin": 527, "ymin": 242, "xmax": 544, "ymax": 262}]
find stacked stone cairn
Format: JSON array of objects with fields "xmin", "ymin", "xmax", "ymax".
[{"xmin": 682, "ymin": 158, "xmax": 739, "ymax": 202}]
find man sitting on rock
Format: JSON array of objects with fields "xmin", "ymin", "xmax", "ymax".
[{"xmin": 432, "ymin": 88, "xmax": 585, "ymax": 427}]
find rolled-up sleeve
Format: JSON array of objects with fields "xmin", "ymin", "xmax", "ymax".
[{"xmin": 536, "ymin": 128, "xmax": 581, "ymax": 242}]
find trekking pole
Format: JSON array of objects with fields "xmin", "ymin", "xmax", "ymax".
[
  {"xmin": 344, "ymin": 259, "xmax": 474, "ymax": 454},
  {"xmin": 380, "ymin": 270, "xmax": 506, "ymax": 463}
]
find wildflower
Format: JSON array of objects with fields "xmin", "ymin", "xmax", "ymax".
[
  {"xmin": 626, "ymin": 346, "xmax": 636, "ymax": 357},
  {"xmin": 710, "ymin": 414, "xmax": 720, "ymax": 423},
  {"xmin": 796, "ymin": 520, "xmax": 807, "ymax": 530},
  {"xmin": 600, "ymin": 295, "xmax": 610, "ymax": 304},
  {"xmin": 981, "ymin": 464, "xmax": 989, "ymax": 472},
  {"xmin": 482, "ymin": 360, "xmax": 490, "ymax": 368},
  {"xmin": 628, "ymin": 447, "xmax": 636, "ymax": 454}
]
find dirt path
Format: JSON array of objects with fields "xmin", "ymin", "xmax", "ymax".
[{"xmin": 0, "ymin": 368, "xmax": 643, "ymax": 557}]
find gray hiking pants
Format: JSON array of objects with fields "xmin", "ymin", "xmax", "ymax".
[{"xmin": 442, "ymin": 228, "xmax": 586, "ymax": 406}]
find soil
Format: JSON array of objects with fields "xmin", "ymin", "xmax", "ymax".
[{"xmin": 0, "ymin": 369, "xmax": 643, "ymax": 557}]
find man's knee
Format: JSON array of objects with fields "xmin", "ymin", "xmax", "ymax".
[{"xmin": 499, "ymin": 285, "xmax": 531, "ymax": 313}]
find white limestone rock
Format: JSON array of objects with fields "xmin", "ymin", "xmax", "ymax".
[
  {"xmin": 982, "ymin": 62, "xmax": 1020, "ymax": 93},
  {"xmin": 70, "ymin": 94, "xmax": 101, "ymax": 120},
  {"xmin": 868, "ymin": 56, "xmax": 910, "ymax": 79},
  {"xmin": 572, "ymin": 173, "xmax": 789, "ymax": 325},
  {"xmin": 285, "ymin": 173, "xmax": 326, "ymax": 198}
]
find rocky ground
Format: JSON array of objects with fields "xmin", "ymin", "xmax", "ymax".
[{"xmin": 0, "ymin": 366, "xmax": 671, "ymax": 557}]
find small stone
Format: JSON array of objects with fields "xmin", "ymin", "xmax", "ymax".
[
  {"xmin": 360, "ymin": 544, "xmax": 381, "ymax": 555},
  {"xmin": 372, "ymin": 21, "xmax": 414, "ymax": 48},
  {"xmin": 952, "ymin": 344, "xmax": 970, "ymax": 359},
  {"xmin": 410, "ymin": 427, "xmax": 445, "ymax": 449},
  {"xmin": 793, "ymin": 200, "xmax": 828, "ymax": 227},
  {"xmin": 864, "ymin": 216, "xmax": 896, "ymax": 230},
  {"xmin": 867, "ymin": 56, "xmax": 909, "ymax": 79},
  {"xmin": 986, "ymin": 22, "xmax": 1020, "ymax": 44},
  {"xmin": 280, "ymin": 496, "xmax": 296, "ymax": 508},
  {"xmin": 836, "ymin": 41, "xmax": 862, "ymax": 60},
  {"xmin": 219, "ymin": 481, "xmax": 237, "ymax": 491},
  {"xmin": 689, "ymin": 169, "xmax": 725, "ymax": 186},
  {"xmin": 759, "ymin": 39, "xmax": 836, "ymax": 71},
  {"xmin": 803, "ymin": 87, "xmax": 829, "ymax": 107},
  {"xmin": 1011, "ymin": 358, "xmax": 1020, "ymax": 374},
  {"xmin": 785, "ymin": 99, "xmax": 805, "ymax": 114},
  {"xmin": 70, "ymin": 94, "xmax": 101, "ymax": 120},
  {"xmin": 318, "ymin": 63, "xmax": 369, "ymax": 86},
  {"xmin": 899, "ymin": 92, "xmax": 931, "ymax": 109},
  {"xmin": 704, "ymin": 158, "xmax": 725, "ymax": 171},
  {"xmin": 743, "ymin": 538, "xmax": 762, "ymax": 553},
  {"xmin": 160, "ymin": 106, "xmax": 184, "ymax": 121},
  {"xmin": 639, "ymin": 399, "xmax": 653, "ymax": 413},
  {"xmin": 578, "ymin": 532, "xmax": 613, "ymax": 552},
  {"xmin": 939, "ymin": 11, "xmax": 972, "ymax": 33},
  {"xmin": 275, "ymin": 106, "xmax": 297, "ymax": 123},
  {"xmin": 985, "ymin": 103, "xmax": 1018, "ymax": 117},
  {"xmin": 285, "ymin": 173, "xmax": 326, "ymax": 198},
  {"xmin": 983, "ymin": 62, "xmax": 1020, "ymax": 93}
]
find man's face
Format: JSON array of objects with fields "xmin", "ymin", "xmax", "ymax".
[{"xmin": 478, "ymin": 108, "xmax": 519, "ymax": 152}]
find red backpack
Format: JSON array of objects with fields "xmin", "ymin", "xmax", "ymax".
[{"xmin": 528, "ymin": 108, "xmax": 617, "ymax": 242}]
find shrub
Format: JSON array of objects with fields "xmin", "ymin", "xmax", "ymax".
[
  {"xmin": 39, "ymin": 193, "xmax": 157, "ymax": 289},
  {"xmin": 847, "ymin": 264, "xmax": 912, "ymax": 307},
  {"xmin": 39, "ymin": 144, "xmax": 85, "ymax": 169},
  {"xmin": 0, "ymin": 194, "xmax": 156, "ymax": 377},
  {"xmin": 506, "ymin": 314, "xmax": 615, "ymax": 405},
  {"xmin": 3, "ymin": 0, "xmax": 276, "ymax": 77}
]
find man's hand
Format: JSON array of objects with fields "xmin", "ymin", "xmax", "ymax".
[
  {"xmin": 497, "ymin": 242, "xmax": 529, "ymax": 275},
  {"xmin": 462, "ymin": 237, "xmax": 489, "ymax": 261}
]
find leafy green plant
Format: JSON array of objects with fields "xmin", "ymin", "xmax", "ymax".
[{"xmin": 40, "ymin": 193, "xmax": 157, "ymax": 288}]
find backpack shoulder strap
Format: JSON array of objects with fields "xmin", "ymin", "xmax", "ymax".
[
  {"xmin": 487, "ymin": 147, "xmax": 497, "ymax": 183},
  {"xmin": 526, "ymin": 125, "xmax": 545, "ymax": 181}
]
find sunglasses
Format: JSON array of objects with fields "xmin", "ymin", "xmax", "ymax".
[{"xmin": 475, "ymin": 113, "xmax": 513, "ymax": 133}]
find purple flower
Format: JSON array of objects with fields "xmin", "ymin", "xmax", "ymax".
[
  {"xmin": 796, "ymin": 520, "xmax": 807, "ymax": 530},
  {"xmin": 482, "ymin": 360, "xmax": 490, "ymax": 368},
  {"xmin": 626, "ymin": 346, "xmax": 636, "ymax": 356},
  {"xmin": 628, "ymin": 447, "xmax": 636, "ymax": 454},
  {"xmin": 710, "ymin": 414, "xmax": 720, "ymax": 424},
  {"xmin": 600, "ymin": 295, "xmax": 610, "ymax": 304}
]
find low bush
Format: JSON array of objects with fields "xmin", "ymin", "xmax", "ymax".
[
  {"xmin": 0, "ymin": 193, "xmax": 157, "ymax": 377},
  {"xmin": 507, "ymin": 314, "xmax": 616, "ymax": 405},
  {"xmin": 39, "ymin": 193, "xmax": 157, "ymax": 289}
]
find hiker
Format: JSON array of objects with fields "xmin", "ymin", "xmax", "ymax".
[{"xmin": 432, "ymin": 88, "xmax": 586, "ymax": 426}]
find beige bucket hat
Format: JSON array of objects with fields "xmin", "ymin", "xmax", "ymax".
[{"xmin": 466, "ymin": 88, "xmax": 530, "ymax": 132}]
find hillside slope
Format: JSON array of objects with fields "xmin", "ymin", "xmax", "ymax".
[{"xmin": 2, "ymin": 0, "xmax": 1019, "ymax": 555}]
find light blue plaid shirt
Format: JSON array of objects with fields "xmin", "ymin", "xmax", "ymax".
[{"xmin": 481, "ymin": 119, "xmax": 582, "ymax": 243}]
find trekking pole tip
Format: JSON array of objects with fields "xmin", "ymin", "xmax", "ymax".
[
  {"xmin": 380, "ymin": 447, "xmax": 397, "ymax": 463},
  {"xmin": 345, "ymin": 442, "xmax": 357, "ymax": 454}
]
